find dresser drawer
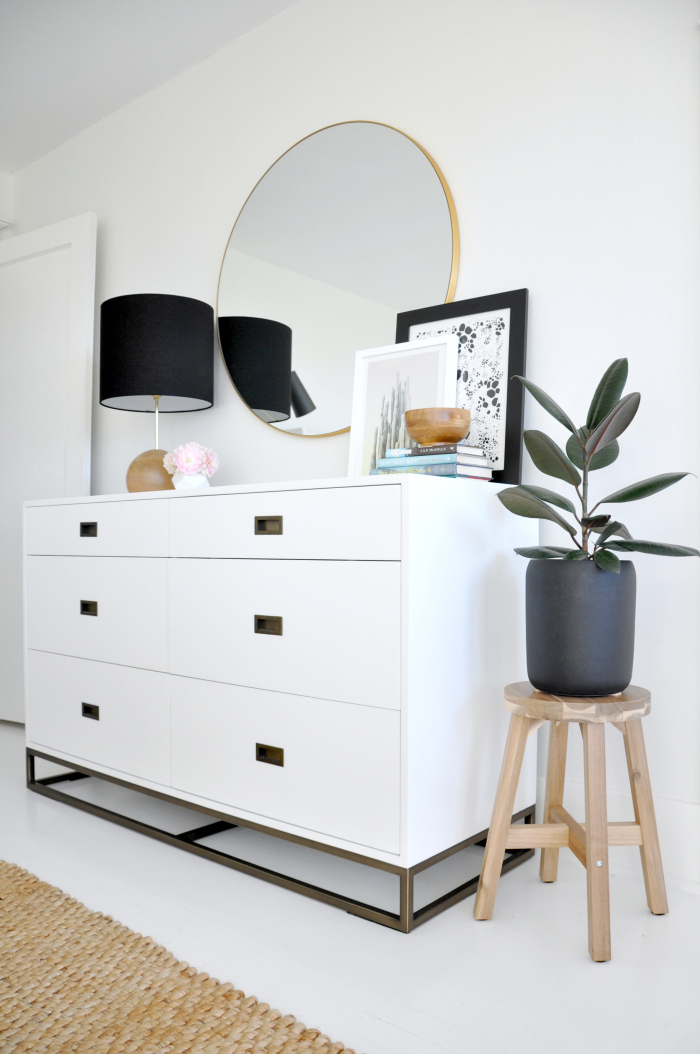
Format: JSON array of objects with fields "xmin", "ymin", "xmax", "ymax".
[
  {"xmin": 168, "ymin": 485, "xmax": 401, "ymax": 560},
  {"xmin": 170, "ymin": 676, "xmax": 400, "ymax": 853},
  {"xmin": 26, "ymin": 500, "xmax": 168, "ymax": 557},
  {"xmin": 26, "ymin": 556, "xmax": 168, "ymax": 670},
  {"xmin": 168, "ymin": 559, "xmax": 400, "ymax": 708},
  {"xmin": 26, "ymin": 651, "xmax": 170, "ymax": 784}
]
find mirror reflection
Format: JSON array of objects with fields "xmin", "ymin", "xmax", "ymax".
[{"xmin": 217, "ymin": 121, "xmax": 457, "ymax": 436}]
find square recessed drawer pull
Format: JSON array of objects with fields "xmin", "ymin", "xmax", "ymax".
[
  {"xmin": 254, "ymin": 614, "xmax": 282, "ymax": 635},
  {"xmin": 80, "ymin": 522, "xmax": 97, "ymax": 537},
  {"xmin": 256, "ymin": 742, "xmax": 284, "ymax": 767},
  {"xmin": 81, "ymin": 703, "xmax": 99, "ymax": 720},
  {"xmin": 80, "ymin": 600, "xmax": 98, "ymax": 616},
  {"xmin": 254, "ymin": 516, "xmax": 283, "ymax": 535}
]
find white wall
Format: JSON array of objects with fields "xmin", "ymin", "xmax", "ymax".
[{"xmin": 8, "ymin": 0, "xmax": 700, "ymax": 887}]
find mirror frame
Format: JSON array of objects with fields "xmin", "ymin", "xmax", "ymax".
[{"xmin": 216, "ymin": 120, "xmax": 460, "ymax": 438}]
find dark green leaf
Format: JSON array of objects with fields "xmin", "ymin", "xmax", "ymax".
[
  {"xmin": 565, "ymin": 432, "xmax": 585, "ymax": 469},
  {"xmin": 497, "ymin": 487, "xmax": 577, "ymax": 535},
  {"xmin": 586, "ymin": 359, "xmax": 628, "ymax": 430},
  {"xmin": 563, "ymin": 550, "xmax": 589, "ymax": 561},
  {"xmin": 582, "ymin": 514, "xmax": 610, "ymax": 529},
  {"xmin": 585, "ymin": 392, "xmax": 641, "ymax": 455},
  {"xmin": 594, "ymin": 520, "xmax": 633, "ymax": 544},
  {"xmin": 514, "ymin": 376, "xmax": 579, "ymax": 436},
  {"xmin": 590, "ymin": 439, "xmax": 620, "ymax": 470},
  {"xmin": 524, "ymin": 430, "xmax": 582, "ymax": 486},
  {"xmin": 568, "ymin": 432, "xmax": 620, "ymax": 471},
  {"xmin": 597, "ymin": 473, "xmax": 691, "ymax": 504},
  {"xmin": 601, "ymin": 539, "xmax": 700, "ymax": 557},
  {"xmin": 514, "ymin": 484, "xmax": 577, "ymax": 514},
  {"xmin": 565, "ymin": 428, "xmax": 598, "ymax": 470},
  {"xmin": 594, "ymin": 549, "xmax": 621, "ymax": 573},
  {"xmin": 514, "ymin": 546, "xmax": 570, "ymax": 559}
]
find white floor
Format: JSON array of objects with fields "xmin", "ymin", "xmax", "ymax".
[{"xmin": 2, "ymin": 721, "xmax": 699, "ymax": 1054}]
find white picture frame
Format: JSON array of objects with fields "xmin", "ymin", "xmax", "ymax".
[{"xmin": 347, "ymin": 336, "xmax": 458, "ymax": 477}]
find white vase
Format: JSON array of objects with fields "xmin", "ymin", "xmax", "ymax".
[{"xmin": 172, "ymin": 471, "xmax": 210, "ymax": 490}]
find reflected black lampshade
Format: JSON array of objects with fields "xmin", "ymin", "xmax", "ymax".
[
  {"xmin": 100, "ymin": 293, "xmax": 214, "ymax": 412},
  {"xmin": 218, "ymin": 316, "xmax": 292, "ymax": 423}
]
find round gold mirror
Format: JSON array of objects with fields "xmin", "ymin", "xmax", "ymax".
[{"xmin": 217, "ymin": 121, "xmax": 458, "ymax": 437}]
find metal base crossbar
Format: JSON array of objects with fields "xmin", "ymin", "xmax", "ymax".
[{"xmin": 27, "ymin": 748, "xmax": 535, "ymax": 932}]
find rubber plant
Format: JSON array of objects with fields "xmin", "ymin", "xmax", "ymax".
[{"xmin": 497, "ymin": 358, "xmax": 699, "ymax": 569}]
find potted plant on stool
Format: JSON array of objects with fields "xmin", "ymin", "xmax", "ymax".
[{"xmin": 498, "ymin": 358, "xmax": 699, "ymax": 696}]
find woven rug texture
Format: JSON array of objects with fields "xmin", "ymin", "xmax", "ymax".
[{"xmin": 0, "ymin": 862, "xmax": 354, "ymax": 1053}]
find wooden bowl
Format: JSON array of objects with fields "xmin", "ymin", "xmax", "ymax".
[{"xmin": 404, "ymin": 408, "xmax": 472, "ymax": 447}]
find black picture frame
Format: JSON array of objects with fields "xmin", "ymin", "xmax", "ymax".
[{"xmin": 395, "ymin": 288, "xmax": 528, "ymax": 485}]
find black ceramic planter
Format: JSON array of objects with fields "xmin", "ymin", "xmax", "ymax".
[{"xmin": 526, "ymin": 559, "xmax": 636, "ymax": 696}]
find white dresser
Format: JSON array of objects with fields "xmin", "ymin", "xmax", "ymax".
[{"xmin": 24, "ymin": 475, "xmax": 537, "ymax": 930}]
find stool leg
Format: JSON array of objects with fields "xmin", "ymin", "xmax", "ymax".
[
  {"xmin": 474, "ymin": 714, "xmax": 531, "ymax": 921},
  {"xmin": 582, "ymin": 722, "xmax": 611, "ymax": 962},
  {"xmin": 540, "ymin": 720, "xmax": 569, "ymax": 883},
  {"xmin": 623, "ymin": 719, "xmax": 669, "ymax": 915}
]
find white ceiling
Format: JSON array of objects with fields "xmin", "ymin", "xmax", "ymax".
[{"xmin": 0, "ymin": 0, "xmax": 301, "ymax": 172}]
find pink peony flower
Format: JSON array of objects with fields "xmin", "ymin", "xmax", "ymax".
[
  {"xmin": 163, "ymin": 442, "xmax": 219, "ymax": 478},
  {"xmin": 200, "ymin": 447, "xmax": 219, "ymax": 478},
  {"xmin": 173, "ymin": 442, "xmax": 204, "ymax": 475}
]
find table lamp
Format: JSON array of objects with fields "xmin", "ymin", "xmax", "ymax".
[{"xmin": 100, "ymin": 294, "xmax": 214, "ymax": 491}]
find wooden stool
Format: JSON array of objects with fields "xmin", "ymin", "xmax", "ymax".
[{"xmin": 474, "ymin": 682, "xmax": 668, "ymax": 961}]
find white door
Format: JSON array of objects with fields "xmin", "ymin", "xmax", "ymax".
[{"xmin": 0, "ymin": 214, "xmax": 96, "ymax": 721}]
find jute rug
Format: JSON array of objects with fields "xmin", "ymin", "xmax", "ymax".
[{"xmin": 0, "ymin": 862, "xmax": 354, "ymax": 1053}]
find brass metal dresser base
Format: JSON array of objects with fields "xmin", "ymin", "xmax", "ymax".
[{"xmin": 27, "ymin": 748, "xmax": 534, "ymax": 933}]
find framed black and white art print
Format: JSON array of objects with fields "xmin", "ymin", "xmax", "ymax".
[{"xmin": 395, "ymin": 288, "xmax": 528, "ymax": 484}]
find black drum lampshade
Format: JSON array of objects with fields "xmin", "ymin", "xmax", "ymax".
[
  {"xmin": 100, "ymin": 293, "xmax": 214, "ymax": 492},
  {"xmin": 218, "ymin": 316, "xmax": 292, "ymax": 423},
  {"xmin": 100, "ymin": 293, "xmax": 214, "ymax": 413}
]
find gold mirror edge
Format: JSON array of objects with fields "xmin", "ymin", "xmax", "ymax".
[
  {"xmin": 215, "ymin": 119, "xmax": 460, "ymax": 437},
  {"xmin": 399, "ymin": 131, "xmax": 460, "ymax": 304}
]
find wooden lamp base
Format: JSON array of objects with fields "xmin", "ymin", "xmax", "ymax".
[{"xmin": 126, "ymin": 449, "xmax": 175, "ymax": 493}]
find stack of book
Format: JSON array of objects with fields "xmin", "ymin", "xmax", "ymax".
[{"xmin": 370, "ymin": 442, "xmax": 493, "ymax": 480}]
